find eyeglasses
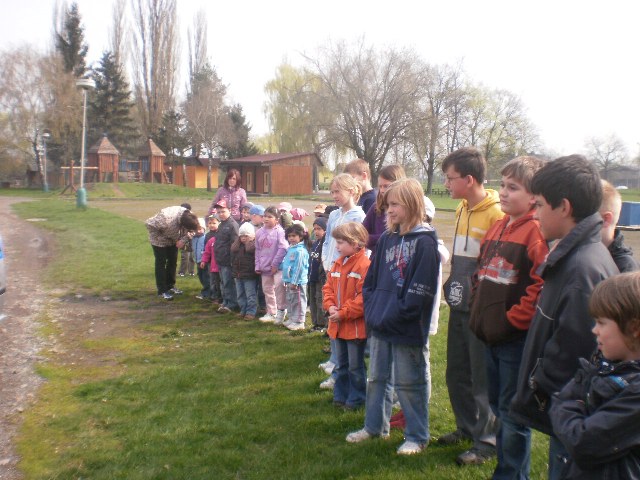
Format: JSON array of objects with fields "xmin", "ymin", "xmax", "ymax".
[{"xmin": 444, "ymin": 175, "xmax": 464, "ymax": 183}]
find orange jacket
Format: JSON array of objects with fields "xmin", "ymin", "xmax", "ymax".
[{"xmin": 323, "ymin": 248, "xmax": 370, "ymax": 340}]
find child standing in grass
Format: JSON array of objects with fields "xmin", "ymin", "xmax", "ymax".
[
  {"xmin": 308, "ymin": 217, "xmax": 328, "ymax": 332},
  {"xmin": 550, "ymin": 272, "xmax": 640, "ymax": 479},
  {"xmin": 320, "ymin": 173, "xmax": 366, "ymax": 390},
  {"xmin": 346, "ymin": 178, "xmax": 440, "ymax": 456},
  {"xmin": 231, "ymin": 223, "xmax": 259, "ymax": 319},
  {"xmin": 323, "ymin": 222, "xmax": 370, "ymax": 410},
  {"xmin": 192, "ymin": 219, "xmax": 210, "ymax": 300},
  {"xmin": 202, "ymin": 215, "xmax": 223, "ymax": 305},
  {"xmin": 256, "ymin": 206, "xmax": 289, "ymax": 324},
  {"xmin": 280, "ymin": 223, "xmax": 310, "ymax": 331}
]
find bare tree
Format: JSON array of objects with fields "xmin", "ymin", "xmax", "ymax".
[
  {"xmin": 0, "ymin": 46, "xmax": 47, "ymax": 179},
  {"xmin": 183, "ymin": 65, "xmax": 233, "ymax": 191},
  {"xmin": 304, "ymin": 40, "xmax": 422, "ymax": 183},
  {"xmin": 131, "ymin": 0, "xmax": 180, "ymax": 137},
  {"xmin": 187, "ymin": 9, "xmax": 207, "ymax": 80},
  {"xmin": 585, "ymin": 134, "xmax": 628, "ymax": 180},
  {"xmin": 110, "ymin": 0, "xmax": 128, "ymax": 67}
]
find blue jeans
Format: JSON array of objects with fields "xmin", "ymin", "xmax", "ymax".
[
  {"xmin": 218, "ymin": 265, "xmax": 238, "ymax": 309},
  {"xmin": 364, "ymin": 336, "xmax": 429, "ymax": 444},
  {"xmin": 486, "ymin": 338, "xmax": 531, "ymax": 480},
  {"xmin": 334, "ymin": 338, "xmax": 366, "ymax": 408},
  {"xmin": 235, "ymin": 278, "xmax": 257, "ymax": 316},
  {"xmin": 197, "ymin": 264, "xmax": 210, "ymax": 297}
]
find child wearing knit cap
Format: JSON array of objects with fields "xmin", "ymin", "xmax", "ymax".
[{"xmin": 231, "ymin": 222, "xmax": 260, "ymax": 319}]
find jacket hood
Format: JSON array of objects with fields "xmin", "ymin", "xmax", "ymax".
[{"xmin": 456, "ymin": 189, "xmax": 500, "ymax": 215}]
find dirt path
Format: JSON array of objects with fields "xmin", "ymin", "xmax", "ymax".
[{"xmin": 0, "ymin": 197, "xmax": 49, "ymax": 480}]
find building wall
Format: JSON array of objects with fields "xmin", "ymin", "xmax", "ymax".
[
  {"xmin": 271, "ymin": 164, "xmax": 313, "ymax": 195},
  {"xmin": 173, "ymin": 166, "xmax": 217, "ymax": 189}
]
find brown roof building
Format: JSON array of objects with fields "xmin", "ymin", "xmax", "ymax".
[
  {"xmin": 221, "ymin": 152, "xmax": 322, "ymax": 195},
  {"xmin": 87, "ymin": 135, "xmax": 120, "ymax": 182}
]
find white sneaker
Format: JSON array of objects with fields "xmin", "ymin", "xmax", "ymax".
[
  {"xmin": 259, "ymin": 313, "xmax": 276, "ymax": 323},
  {"xmin": 323, "ymin": 362, "xmax": 335, "ymax": 375},
  {"xmin": 319, "ymin": 376, "xmax": 335, "ymax": 390},
  {"xmin": 397, "ymin": 440, "xmax": 426, "ymax": 455},
  {"xmin": 318, "ymin": 360, "xmax": 335, "ymax": 372},
  {"xmin": 274, "ymin": 309, "xmax": 287, "ymax": 325},
  {"xmin": 287, "ymin": 322, "xmax": 305, "ymax": 331},
  {"xmin": 346, "ymin": 428, "xmax": 384, "ymax": 443}
]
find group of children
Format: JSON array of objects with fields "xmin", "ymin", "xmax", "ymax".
[{"xmin": 149, "ymin": 150, "xmax": 640, "ymax": 478}]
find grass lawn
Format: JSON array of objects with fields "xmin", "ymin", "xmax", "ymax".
[{"xmin": 7, "ymin": 193, "xmax": 561, "ymax": 479}]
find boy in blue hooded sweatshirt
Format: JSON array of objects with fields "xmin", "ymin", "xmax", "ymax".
[{"xmin": 346, "ymin": 178, "xmax": 440, "ymax": 456}]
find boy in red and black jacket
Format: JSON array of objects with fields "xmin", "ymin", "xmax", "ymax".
[{"xmin": 469, "ymin": 156, "xmax": 549, "ymax": 479}]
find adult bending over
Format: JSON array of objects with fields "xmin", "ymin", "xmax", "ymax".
[{"xmin": 146, "ymin": 206, "xmax": 200, "ymax": 300}]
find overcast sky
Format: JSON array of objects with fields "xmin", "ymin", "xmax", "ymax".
[{"xmin": 1, "ymin": 0, "xmax": 638, "ymax": 157}]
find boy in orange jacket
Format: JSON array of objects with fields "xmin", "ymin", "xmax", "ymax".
[{"xmin": 323, "ymin": 222, "xmax": 370, "ymax": 410}]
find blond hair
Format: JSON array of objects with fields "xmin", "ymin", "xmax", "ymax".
[
  {"xmin": 501, "ymin": 156, "xmax": 546, "ymax": 192},
  {"xmin": 344, "ymin": 158, "xmax": 371, "ymax": 179},
  {"xmin": 332, "ymin": 222, "xmax": 369, "ymax": 248},
  {"xmin": 384, "ymin": 178, "xmax": 426, "ymax": 234},
  {"xmin": 331, "ymin": 173, "xmax": 362, "ymax": 202},
  {"xmin": 590, "ymin": 272, "xmax": 640, "ymax": 349},
  {"xmin": 600, "ymin": 179, "xmax": 622, "ymax": 223}
]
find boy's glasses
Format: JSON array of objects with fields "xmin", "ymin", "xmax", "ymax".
[{"xmin": 444, "ymin": 175, "xmax": 464, "ymax": 183}]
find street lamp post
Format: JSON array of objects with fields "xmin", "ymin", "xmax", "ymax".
[
  {"xmin": 75, "ymin": 78, "xmax": 95, "ymax": 208},
  {"xmin": 41, "ymin": 130, "xmax": 51, "ymax": 192}
]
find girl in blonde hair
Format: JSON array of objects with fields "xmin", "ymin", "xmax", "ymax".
[
  {"xmin": 318, "ymin": 173, "xmax": 366, "ymax": 390},
  {"xmin": 346, "ymin": 178, "xmax": 440, "ymax": 456}
]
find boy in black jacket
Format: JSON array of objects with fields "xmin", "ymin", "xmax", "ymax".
[{"xmin": 509, "ymin": 155, "xmax": 619, "ymax": 480}]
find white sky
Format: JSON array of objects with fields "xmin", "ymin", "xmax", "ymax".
[{"xmin": 1, "ymin": 0, "xmax": 638, "ymax": 157}]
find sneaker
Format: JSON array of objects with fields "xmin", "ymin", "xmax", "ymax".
[
  {"xmin": 169, "ymin": 287, "xmax": 183, "ymax": 295},
  {"xmin": 259, "ymin": 313, "xmax": 277, "ymax": 323},
  {"xmin": 437, "ymin": 430, "xmax": 468, "ymax": 445},
  {"xmin": 217, "ymin": 306, "xmax": 231, "ymax": 314},
  {"xmin": 319, "ymin": 377, "xmax": 335, "ymax": 390},
  {"xmin": 287, "ymin": 322, "xmax": 305, "ymax": 331},
  {"xmin": 345, "ymin": 428, "xmax": 389, "ymax": 443},
  {"xmin": 179, "ymin": 273, "xmax": 185, "ymax": 277},
  {"xmin": 244, "ymin": 314, "xmax": 256, "ymax": 320},
  {"xmin": 195, "ymin": 295, "xmax": 204, "ymax": 300},
  {"xmin": 397, "ymin": 440, "xmax": 426, "ymax": 455},
  {"xmin": 160, "ymin": 292, "xmax": 174, "ymax": 300},
  {"xmin": 318, "ymin": 360, "xmax": 335, "ymax": 372},
  {"xmin": 455, "ymin": 448, "xmax": 495, "ymax": 466},
  {"xmin": 323, "ymin": 362, "xmax": 335, "ymax": 375},
  {"xmin": 274, "ymin": 310, "xmax": 287, "ymax": 325}
]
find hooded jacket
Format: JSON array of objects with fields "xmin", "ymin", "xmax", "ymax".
[
  {"xmin": 550, "ymin": 354, "xmax": 640, "ymax": 479},
  {"xmin": 201, "ymin": 236, "xmax": 219, "ymax": 273},
  {"xmin": 255, "ymin": 225, "xmax": 288, "ymax": 275},
  {"xmin": 363, "ymin": 224, "xmax": 440, "ymax": 346},
  {"xmin": 322, "ymin": 206, "xmax": 366, "ymax": 272},
  {"xmin": 509, "ymin": 212, "xmax": 619, "ymax": 435},
  {"xmin": 231, "ymin": 238, "xmax": 258, "ymax": 279},
  {"xmin": 609, "ymin": 229, "xmax": 639, "ymax": 273},
  {"xmin": 469, "ymin": 212, "xmax": 548, "ymax": 346},
  {"xmin": 280, "ymin": 242, "xmax": 309, "ymax": 286},
  {"xmin": 323, "ymin": 248, "xmax": 370, "ymax": 341},
  {"xmin": 443, "ymin": 190, "xmax": 504, "ymax": 312}
]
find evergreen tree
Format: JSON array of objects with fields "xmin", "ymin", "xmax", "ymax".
[
  {"xmin": 220, "ymin": 104, "xmax": 259, "ymax": 159},
  {"xmin": 89, "ymin": 51, "xmax": 138, "ymax": 156},
  {"xmin": 55, "ymin": 2, "xmax": 88, "ymax": 78}
]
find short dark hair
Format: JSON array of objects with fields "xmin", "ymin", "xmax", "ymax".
[
  {"xmin": 441, "ymin": 147, "xmax": 486, "ymax": 184},
  {"xmin": 180, "ymin": 210, "xmax": 200, "ymax": 231},
  {"xmin": 590, "ymin": 271, "xmax": 640, "ymax": 347},
  {"xmin": 530, "ymin": 154, "xmax": 601, "ymax": 221}
]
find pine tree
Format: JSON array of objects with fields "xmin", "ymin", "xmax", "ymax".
[
  {"xmin": 89, "ymin": 51, "xmax": 138, "ymax": 156},
  {"xmin": 55, "ymin": 2, "xmax": 88, "ymax": 78},
  {"xmin": 220, "ymin": 104, "xmax": 259, "ymax": 159}
]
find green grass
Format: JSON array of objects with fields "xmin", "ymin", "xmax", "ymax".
[{"xmin": 11, "ymin": 196, "xmax": 554, "ymax": 479}]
